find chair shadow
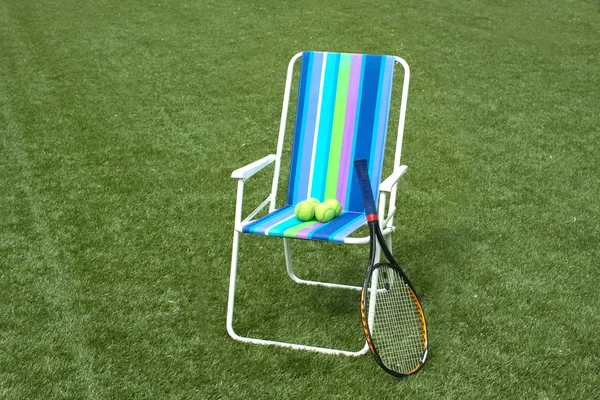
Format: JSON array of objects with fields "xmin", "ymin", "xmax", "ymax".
[
  {"xmin": 233, "ymin": 226, "xmax": 477, "ymax": 350},
  {"xmin": 271, "ymin": 225, "xmax": 477, "ymax": 316},
  {"xmin": 397, "ymin": 226, "xmax": 480, "ymax": 293}
]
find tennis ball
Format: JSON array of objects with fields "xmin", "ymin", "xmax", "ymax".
[
  {"xmin": 294, "ymin": 201, "xmax": 315, "ymax": 221},
  {"xmin": 325, "ymin": 198, "xmax": 342, "ymax": 217},
  {"xmin": 315, "ymin": 202, "xmax": 335, "ymax": 223},
  {"xmin": 307, "ymin": 197, "xmax": 320, "ymax": 207}
]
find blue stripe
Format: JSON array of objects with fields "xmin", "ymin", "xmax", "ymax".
[
  {"xmin": 307, "ymin": 212, "xmax": 361, "ymax": 241},
  {"xmin": 287, "ymin": 52, "xmax": 313, "ymax": 204},
  {"xmin": 310, "ymin": 52, "xmax": 340, "ymax": 201},
  {"xmin": 370, "ymin": 56, "xmax": 395, "ymax": 191},
  {"xmin": 369, "ymin": 58, "xmax": 386, "ymax": 168},
  {"xmin": 331, "ymin": 214, "xmax": 367, "ymax": 242},
  {"xmin": 294, "ymin": 52, "xmax": 324, "ymax": 203},
  {"xmin": 347, "ymin": 55, "xmax": 383, "ymax": 212}
]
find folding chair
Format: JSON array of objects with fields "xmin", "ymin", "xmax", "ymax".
[{"xmin": 228, "ymin": 51, "xmax": 410, "ymax": 356}]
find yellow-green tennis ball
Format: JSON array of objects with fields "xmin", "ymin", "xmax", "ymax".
[
  {"xmin": 294, "ymin": 201, "xmax": 315, "ymax": 221},
  {"xmin": 325, "ymin": 199, "xmax": 342, "ymax": 217},
  {"xmin": 315, "ymin": 202, "xmax": 335, "ymax": 223},
  {"xmin": 307, "ymin": 197, "xmax": 320, "ymax": 207}
]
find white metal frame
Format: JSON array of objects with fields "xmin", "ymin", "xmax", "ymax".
[{"xmin": 227, "ymin": 52, "xmax": 410, "ymax": 356}]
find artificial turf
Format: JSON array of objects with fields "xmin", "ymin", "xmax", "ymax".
[{"xmin": 1, "ymin": 0, "xmax": 598, "ymax": 398}]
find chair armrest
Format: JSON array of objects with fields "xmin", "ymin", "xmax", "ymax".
[
  {"xmin": 231, "ymin": 154, "xmax": 276, "ymax": 181},
  {"xmin": 379, "ymin": 165, "xmax": 408, "ymax": 193}
]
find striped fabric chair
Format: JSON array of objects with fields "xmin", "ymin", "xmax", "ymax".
[{"xmin": 228, "ymin": 51, "xmax": 411, "ymax": 356}]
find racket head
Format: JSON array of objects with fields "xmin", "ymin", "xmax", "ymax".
[{"xmin": 360, "ymin": 262, "xmax": 428, "ymax": 376}]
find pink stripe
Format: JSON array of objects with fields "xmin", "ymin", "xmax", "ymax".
[
  {"xmin": 295, "ymin": 222, "xmax": 325, "ymax": 239},
  {"xmin": 336, "ymin": 54, "xmax": 363, "ymax": 203}
]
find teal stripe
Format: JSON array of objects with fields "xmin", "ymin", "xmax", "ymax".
[
  {"xmin": 244, "ymin": 206, "xmax": 294, "ymax": 234},
  {"xmin": 310, "ymin": 52, "xmax": 340, "ymax": 201},
  {"xmin": 265, "ymin": 215, "xmax": 304, "ymax": 236}
]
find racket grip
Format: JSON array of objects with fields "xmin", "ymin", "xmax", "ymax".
[{"xmin": 353, "ymin": 159, "xmax": 377, "ymax": 218}]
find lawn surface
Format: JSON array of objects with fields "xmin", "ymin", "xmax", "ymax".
[{"xmin": 1, "ymin": 0, "xmax": 599, "ymax": 398}]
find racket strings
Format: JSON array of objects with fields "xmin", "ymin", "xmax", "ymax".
[{"xmin": 365, "ymin": 266, "xmax": 426, "ymax": 374}]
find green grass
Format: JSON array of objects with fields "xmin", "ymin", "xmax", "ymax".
[{"xmin": 1, "ymin": 0, "xmax": 599, "ymax": 398}]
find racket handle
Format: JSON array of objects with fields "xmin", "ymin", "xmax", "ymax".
[{"xmin": 353, "ymin": 159, "xmax": 377, "ymax": 219}]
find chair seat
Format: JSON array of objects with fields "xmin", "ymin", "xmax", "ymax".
[{"xmin": 241, "ymin": 205, "xmax": 367, "ymax": 243}]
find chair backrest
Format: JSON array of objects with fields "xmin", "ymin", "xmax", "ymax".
[{"xmin": 286, "ymin": 51, "xmax": 396, "ymax": 213}]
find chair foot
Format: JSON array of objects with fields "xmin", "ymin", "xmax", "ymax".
[
  {"xmin": 227, "ymin": 325, "xmax": 370, "ymax": 356},
  {"xmin": 228, "ymin": 234, "xmax": 367, "ymax": 356},
  {"xmin": 286, "ymin": 273, "xmax": 362, "ymax": 291}
]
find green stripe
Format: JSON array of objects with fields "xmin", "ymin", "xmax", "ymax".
[
  {"xmin": 324, "ymin": 53, "xmax": 352, "ymax": 200},
  {"xmin": 283, "ymin": 220, "xmax": 320, "ymax": 238}
]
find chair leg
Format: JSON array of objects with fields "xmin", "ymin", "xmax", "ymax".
[
  {"xmin": 283, "ymin": 238, "xmax": 362, "ymax": 291},
  {"xmin": 385, "ymin": 231, "xmax": 393, "ymax": 255},
  {"xmin": 226, "ymin": 230, "xmax": 242, "ymax": 341},
  {"xmin": 227, "ymin": 232, "xmax": 369, "ymax": 356}
]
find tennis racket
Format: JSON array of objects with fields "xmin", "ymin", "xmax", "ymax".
[{"xmin": 354, "ymin": 158, "xmax": 428, "ymax": 377}]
